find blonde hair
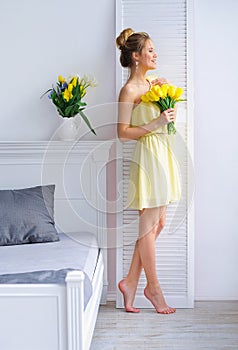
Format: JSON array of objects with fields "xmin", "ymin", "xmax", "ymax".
[{"xmin": 116, "ymin": 28, "xmax": 150, "ymax": 68}]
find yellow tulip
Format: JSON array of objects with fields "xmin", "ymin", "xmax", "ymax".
[
  {"xmin": 141, "ymin": 94, "xmax": 150, "ymax": 103},
  {"xmin": 174, "ymin": 87, "xmax": 184, "ymax": 99},
  {"xmin": 63, "ymin": 88, "xmax": 73, "ymax": 102},
  {"xmin": 146, "ymin": 90, "xmax": 157, "ymax": 102},
  {"xmin": 168, "ymin": 85, "xmax": 176, "ymax": 98},
  {"xmin": 58, "ymin": 75, "xmax": 65, "ymax": 84},
  {"xmin": 161, "ymin": 84, "xmax": 169, "ymax": 97},
  {"xmin": 80, "ymin": 86, "xmax": 86, "ymax": 97},
  {"xmin": 68, "ymin": 83, "xmax": 73, "ymax": 92},
  {"xmin": 63, "ymin": 90, "xmax": 69, "ymax": 102},
  {"xmin": 152, "ymin": 85, "xmax": 163, "ymax": 99},
  {"xmin": 71, "ymin": 77, "xmax": 77, "ymax": 87}
]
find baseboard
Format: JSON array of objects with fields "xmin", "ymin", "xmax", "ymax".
[
  {"xmin": 107, "ymin": 292, "xmax": 238, "ymax": 303},
  {"xmin": 195, "ymin": 296, "xmax": 238, "ymax": 301},
  {"xmin": 107, "ymin": 291, "xmax": 116, "ymax": 302}
]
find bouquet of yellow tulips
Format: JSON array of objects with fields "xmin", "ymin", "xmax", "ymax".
[
  {"xmin": 41, "ymin": 74, "xmax": 97, "ymax": 135},
  {"xmin": 141, "ymin": 84, "xmax": 184, "ymax": 135}
]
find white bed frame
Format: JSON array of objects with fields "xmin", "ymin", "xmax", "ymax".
[{"xmin": 0, "ymin": 141, "xmax": 112, "ymax": 350}]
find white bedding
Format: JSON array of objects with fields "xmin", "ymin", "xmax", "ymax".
[{"xmin": 0, "ymin": 231, "xmax": 99, "ymax": 308}]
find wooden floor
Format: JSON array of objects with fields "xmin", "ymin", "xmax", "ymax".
[{"xmin": 91, "ymin": 301, "xmax": 238, "ymax": 349}]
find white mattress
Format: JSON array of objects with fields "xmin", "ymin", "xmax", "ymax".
[{"xmin": 0, "ymin": 231, "xmax": 99, "ymax": 308}]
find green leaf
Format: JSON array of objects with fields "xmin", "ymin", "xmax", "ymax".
[
  {"xmin": 40, "ymin": 89, "xmax": 53, "ymax": 99},
  {"xmin": 56, "ymin": 106, "xmax": 65, "ymax": 117},
  {"xmin": 167, "ymin": 121, "xmax": 176, "ymax": 135},
  {"xmin": 79, "ymin": 110, "xmax": 96, "ymax": 135},
  {"xmin": 176, "ymin": 99, "xmax": 186, "ymax": 103},
  {"xmin": 164, "ymin": 96, "xmax": 170, "ymax": 106},
  {"xmin": 156, "ymin": 100, "xmax": 167, "ymax": 111},
  {"xmin": 78, "ymin": 101, "xmax": 87, "ymax": 107}
]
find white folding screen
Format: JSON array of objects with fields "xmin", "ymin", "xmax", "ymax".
[{"xmin": 116, "ymin": 0, "xmax": 194, "ymax": 308}]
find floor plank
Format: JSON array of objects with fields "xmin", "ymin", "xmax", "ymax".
[{"xmin": 91, "ymin": 301, "xmax": 238, "ymax": 349}]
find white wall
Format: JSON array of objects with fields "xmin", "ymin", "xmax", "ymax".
[
  {"xmin": 0, "ymin": 0, "xmax": 116, "ymax": 141},
  {"xmin": 194, "ymin": 0, "xmax": 238, "ymax": 299},
  {"xmin": 0, "ymin": 0, "xmax": 237, "ymax": 300}
]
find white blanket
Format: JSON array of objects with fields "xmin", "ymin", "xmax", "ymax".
[{"xmin": 0, "ymin": 232, "xmax": 99, "ymax": 308}]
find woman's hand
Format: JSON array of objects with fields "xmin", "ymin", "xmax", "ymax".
[
  {"xmin": 158, "ymin": 108, "xmax": 176, "ymax": 126},
  {"xmin": 151, "ymin": 77, "xmax": 170, "ymax": 87}
]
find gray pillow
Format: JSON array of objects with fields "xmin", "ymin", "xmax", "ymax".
[{"xmin": 0, "ymin": 185, "xmax": 59, "ymax": 246}]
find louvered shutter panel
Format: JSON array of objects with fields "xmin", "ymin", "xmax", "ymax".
[{"xmin": 116, "ymin": 0, "xmax": 194, "ymax": 308}]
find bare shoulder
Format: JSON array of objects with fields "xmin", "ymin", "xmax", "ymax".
[{"xmin": 119, "ymin": 82, "xmax": 138, "ymax": 103}]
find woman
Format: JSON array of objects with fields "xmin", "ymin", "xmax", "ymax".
[{"xmin": 116, "ymin": 28, "xmax": 181, "ymax": 314}]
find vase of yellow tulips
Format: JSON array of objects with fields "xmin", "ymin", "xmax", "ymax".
[
  {"xmin": 42, "ymin": 74, "xmax": 97, "ymax": 140},
  {"xmin": 141, "ymin": 84, "xmax": 185, "ymax": 135}
]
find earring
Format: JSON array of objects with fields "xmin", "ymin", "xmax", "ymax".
[{"xmin": 135, "ymin": 61, "xmax": 139, "ymax": 72}]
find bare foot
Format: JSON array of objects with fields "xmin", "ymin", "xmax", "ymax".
[
  {"xmin": 118, "ymin": 279, "xmax": 140, "ymax": 313},
  {"xmin": 144, "ymin": 286, "xmax": 176, "ymax": 314}
]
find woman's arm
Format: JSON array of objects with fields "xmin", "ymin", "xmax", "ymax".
[{"xmin": 117, "ymin": 84, "xmax": 175, "ymax": 142}]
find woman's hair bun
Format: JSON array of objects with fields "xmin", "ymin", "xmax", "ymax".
[
  {"xmin": 116, "ymin": 28, "xmax": 150, "ymax": 68},
  {"xmin": 116, "ymin": 28, "xmax": 134, "ymax": 50}
]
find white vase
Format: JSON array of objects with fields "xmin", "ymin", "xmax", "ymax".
[{"xmin": 58, "ymin": 117, "xmax": 79, "ymax": 141}]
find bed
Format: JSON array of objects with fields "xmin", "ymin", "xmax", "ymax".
[
  {"xmin": 0, "ymin": 141, "xmax": 111, "ymax": 350},
  {"xmin": 0, "ymin": 231, "xmax": 103, "ymax": 350}
]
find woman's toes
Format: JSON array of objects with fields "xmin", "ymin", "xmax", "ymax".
[{"xmin": 125, "ymin": 306, "xmax": 140, "ymax": 313}]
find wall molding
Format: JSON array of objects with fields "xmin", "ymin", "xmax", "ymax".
[{"xmin": 0, "ymin": 141, "xmax": 112, "ymax": 165}]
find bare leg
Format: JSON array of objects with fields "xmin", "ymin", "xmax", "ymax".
[
  {"xmin": 118, "ymin": 239, "xmax": 141, "ymax": 313},
  {"xmin": 119, "ymin": 206, "xmax": 174, "ymax": 313},
  {"xmin": 118, "ymin": 209, "xmax": 145, "ymax": 313},
  {"xmin": 155, "ymin": 206, "xmax": 166, "ymax": 240},
  {"xmin": 139, "ymin": 207, "xmax": 176, "ymax": 314}
]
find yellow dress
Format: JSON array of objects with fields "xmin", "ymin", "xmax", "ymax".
[{"xmin": 126, "ymin": 101, "xmax": 181, "ymax": 210}]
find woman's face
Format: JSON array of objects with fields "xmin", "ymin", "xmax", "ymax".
[{"xmin": 139, "ymin": 39, "xmax": 157, "ymax": 70}]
